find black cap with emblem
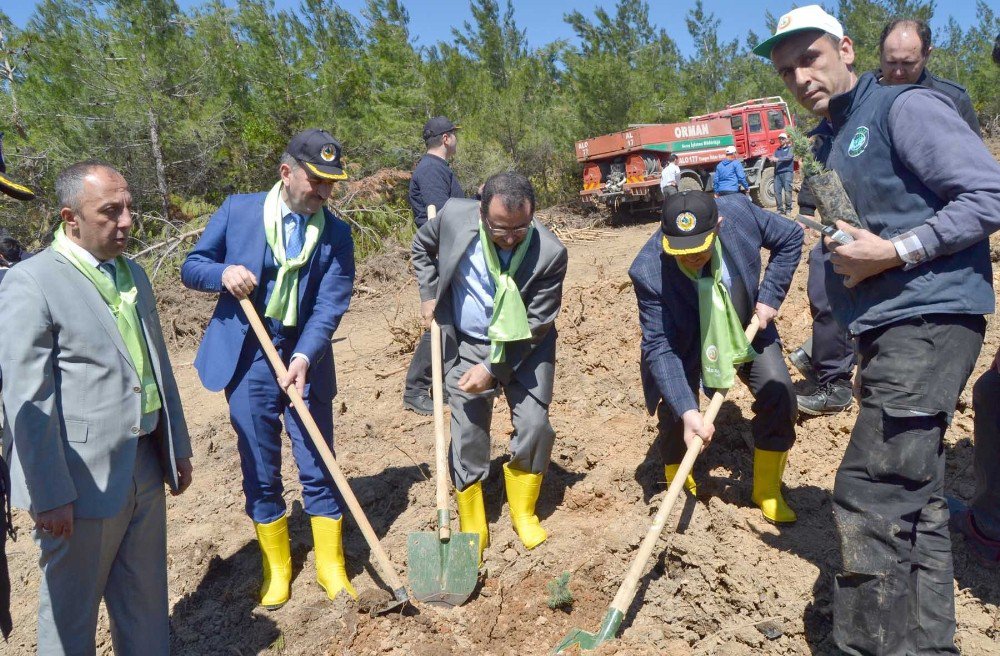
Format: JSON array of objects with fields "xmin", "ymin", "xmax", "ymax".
[
  {"xmin": 0, "ymin": 132, "xmax": 36, "ymax": 201},
  {"xmin": 660, "ymin": 191, "xmax": 719, "ymax": 255},
  {"xmin": 285, "ymin": 129, "xmax": 347, "ymax": 181}
]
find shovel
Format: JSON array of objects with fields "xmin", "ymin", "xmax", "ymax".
[
  {"xmin": 406, "ymin": 319, "xmax": 480, "ymax": 606},
  {"xmin": 239, "ymin": 297, "xmax": 410, "ymax": 614},
  {"xmin": 554, "ymin": 316, "xmax": 761, "ymax": 654}
]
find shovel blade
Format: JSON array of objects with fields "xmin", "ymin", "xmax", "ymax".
[
  {"xmin": 552, "ymin": 608, "xmax": 624, "ymax": 654},
  {"xmin": 407, "ymin": 530, "xmax": 480, "ymax": 608}
]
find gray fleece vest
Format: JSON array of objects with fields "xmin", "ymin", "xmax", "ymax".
[{"xmin": 822, "ymin": 72, "xmax": 993, "ymax": 335}]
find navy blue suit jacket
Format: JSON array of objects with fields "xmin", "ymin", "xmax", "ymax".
[
  {"xmin": 181, "ymin": 192, "xmax": 355, "ymax": 395},
  {"xmin": 629, "ymin": 194, "xmax": 803, "ymax": 418}
]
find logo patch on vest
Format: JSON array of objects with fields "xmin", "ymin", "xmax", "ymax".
[
  {"xmin": 705, "ymin": 344, "xmax": 719, "ymax": 363},
  {"xmin": 847, "ymin": 126, "xmax": 869, "ymax": 158}
]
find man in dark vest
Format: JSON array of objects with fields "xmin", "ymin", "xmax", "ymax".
[
  {"xmin": 0, "ymin": 131, "xmax": 34, "ymax": 641},
  {"xmin": 791, "ymin": 16, "xmax": 983, "ymax": 416},
  {"xmin": 403, "ymin": 117, "xmax": 466, "ymax": 415},
  {"xmin": 756, "ymin": 5, "xmax": 1000, "ymax": 654}
]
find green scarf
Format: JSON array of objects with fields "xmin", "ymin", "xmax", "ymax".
[
  {"xmin": 479, "ymin": 221, "xmax": 535, "ymax": 363},
  {"xmin": 263, "ymin": 181, "xmax": 325, "ymax": 327},
  {"xmin": 52, "ymin": 225, "xmax": 162, "ymax": 415},
  {"xmin": 677, "ymin": 239, "xmax": 757, "ymax": 389}
]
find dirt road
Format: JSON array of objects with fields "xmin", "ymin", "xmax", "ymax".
[{"xmin": 5, "ymin": 216, "xmax": 999, "ymax": 655}]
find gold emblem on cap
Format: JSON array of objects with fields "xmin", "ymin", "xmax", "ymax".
[
  {"xmin": 320, "ymin": 144, "xmax": 336, "ymax": 162},
  {"xmin": 778, "ymin": 14, "xmax": 791, "ymax": 29},
  {"xmin": 676, "ymin": 211, "xmax": 697, "ymax": 233}
]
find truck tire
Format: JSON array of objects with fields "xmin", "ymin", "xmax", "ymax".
[
  {"xmin": 753, "ymin": 167, "xmax": 777, "ymax": 208},
  {"xmin": 679, "ymin": 175, "xmax": 703, "ymax": 192}
]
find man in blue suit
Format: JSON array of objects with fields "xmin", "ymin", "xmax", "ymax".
[
  {"xmin": 629, "ymin": 191, "xmax": 802, "ymax": 523},
  {"xmin": 182, "ymin": 129, "xmax": 356, "ymax": 609}
]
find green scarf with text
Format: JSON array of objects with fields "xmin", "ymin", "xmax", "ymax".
[
  {"xmin": 263, "ymin": 181, "xmax": 325, "ymax": 327},
  {"xmin": 479, "ymin": 221, "xmax": 535, "ymax": 363},
  {"xmin": 678, "ymin": 239, "xmax": 756, "ymax": 389},
  {"xmin": 52, "ymin": 225, "xmax": 162, "ymax": 415}
]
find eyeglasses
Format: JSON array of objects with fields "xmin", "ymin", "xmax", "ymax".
[{"xmin": 481, "ymin": 213, "xmax": 531, "ymax": 238}]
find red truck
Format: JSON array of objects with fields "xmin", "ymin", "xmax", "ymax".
[{"xmin": 575, "ymin": 97, "xmax": 796, "ymax": 215}]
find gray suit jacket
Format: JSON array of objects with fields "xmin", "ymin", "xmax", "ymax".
[
  {"xmin": 0, "ymin": 248, "xmax": 191, "ymax": 519},
  {"xmin": 412, "ymin": 198, "xmax": 568, "ymax": 404}
]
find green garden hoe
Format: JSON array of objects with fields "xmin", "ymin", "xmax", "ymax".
[{"xmin": 553, "ymin": 317, "xmax": 760, "ymax": 653}]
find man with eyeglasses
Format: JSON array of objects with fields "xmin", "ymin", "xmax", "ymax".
[{"xmin": 411, "ymin": 171, "xmax": 567, "ymax": 564}]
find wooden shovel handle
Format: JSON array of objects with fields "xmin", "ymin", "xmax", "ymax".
[
  {"xmin": 239, "ymin": 297, "xmax": 406, "ymax": 592},
  {"xmin": 425, "ymin": 205, "xmax": 452, "ymax": 540},
  {"xmin": 608, "ymin": 314, "xmax": 761, "ymax": 615}
]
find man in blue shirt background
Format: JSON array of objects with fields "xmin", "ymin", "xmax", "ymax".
[
  {"xmin": 713, "ymin": 146, "xmax": 749, "ymax": 195},
  {"xmin": 773, "ymin": 133, "xmax": 794, "ymax": 214}
]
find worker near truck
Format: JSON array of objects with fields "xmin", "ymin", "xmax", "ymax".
[
  {"xmin": 404, "ymin": 116, "xmax": 467, "ymax": 416},
  {"xmin": 411, "ymin": 172, "xmax": 568, "ymax": 564},
  {"xmin": 659, "ymin": 153, "xmax": 681, "ymax": 198},
  {"xmin": 629, "ymin": 191, "xmax": 802, "ymax": 524},
  {"xmin": 712, "ymin": 146, "xmax": 749, "ymax": 196},
  {"xmin": 790, "ymin": 15, "xmax": 982, "ymax": 415},
  {"xmin": 756, "ymin": 5, "xmax": 1000, "ymax": 654},
  {"xmin": 773, "ymin": 133, "xmax": 794, "ymax": 215}
]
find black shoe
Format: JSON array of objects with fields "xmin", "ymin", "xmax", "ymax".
[
  {"xmin": 788, "ymin": 347, "xmax": 818, "ymax": 384},
  {"xmin": 403, "ymin": 394, "xmax": 434, "ymax": 416},
  {"xmin": 797, "ymin": 381, "xmax": 853, "ymax": 416}
]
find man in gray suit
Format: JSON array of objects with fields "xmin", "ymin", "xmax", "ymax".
[
  {"xmin": 0, "ymin": 161, "xmax": 193, "ymax": 655},
  {"xmin": 412, "ymin": 172, "xmax": 567, "ymax": 563}
]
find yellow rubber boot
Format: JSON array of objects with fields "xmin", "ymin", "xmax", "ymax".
[
  {"xmin": 751, "ymin": 449, "xmax": 797, "ymax": 524},
  {"xmin": 665, "ymin": 464, "xmax": 698, "ymax": 496},
  {"xmin": 503, "ymin": 463, "xmax": 547, "ymax": 549},
  {"xmin": 456, "ymin": 481, "xmax": 489, "ymax": 564},
  {"xmin": 311, "ymin": 516, "xmax": 358, "ymax": 601},
  {"xmin": 254, "ymin": 516, "xmax": 292, "ymax": 610}
]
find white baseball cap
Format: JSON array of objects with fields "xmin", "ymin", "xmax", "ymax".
[
  {"xmin": 724, "ymin": 145, "xmax": 737, "ymax": 155},
  {"xmin": 779, "ymin": 132, "xmax": 788, "ymax": 139},
  {"xmin": 752, "ymin": 5, "xmax": 845, "ymax": 58}
]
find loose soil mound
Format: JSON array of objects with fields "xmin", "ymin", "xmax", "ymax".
[{"xmin": 6, "ymin": 175, "xmax": 1000, "ymax": 654}]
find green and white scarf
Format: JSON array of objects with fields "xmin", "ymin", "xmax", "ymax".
[
  {"xmin": 479, "ymin": 222, "xmax": 535, "ymax": 363},
  {"xmin": 52, "ymin": 225, "xmax": 162, "ymax": 415},
  {"xmin": 678, "ymin": 239, "xmax": 757, "ymax": 389},
  {"xmin": 262, "ymin": 181, "xmax": 325, "ymax": 327}
]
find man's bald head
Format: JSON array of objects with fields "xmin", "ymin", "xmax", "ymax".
[{"xmin": 879, "ymin": 18, "xmax": 932, "ymax": 85}]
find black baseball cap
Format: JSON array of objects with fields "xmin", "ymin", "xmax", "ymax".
[
  {"xmin": 660, "ymin": 191, "xmax": 719, "ymax": 255},
  {"xmin": 285, "ymin": 129, "xmax": 347, "ymax": 181},
  {"xmin": 422, "ymin": 116, "xmax": 460, "ymax": 140}
]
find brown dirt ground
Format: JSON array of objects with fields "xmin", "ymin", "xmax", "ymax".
[{"xmin": 6, "ymin": 193, "xmax": 1000, "ymax": 655}]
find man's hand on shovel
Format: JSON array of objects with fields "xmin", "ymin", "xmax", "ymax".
[
  {"xmin": 279, "ymin": 355, "xmax": 309, "ymax": 397},
  {"xmin": 681, "ymin": 409, "xmax": 715, "ymax": 453}
]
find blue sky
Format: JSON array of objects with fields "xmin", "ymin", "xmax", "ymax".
[{"xmin": 4, "ymin": 1, "xmax": 988, "ymax": 56}]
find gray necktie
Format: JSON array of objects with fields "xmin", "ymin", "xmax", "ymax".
[{"xmin": 98, "ymin": 261, "xmax": 116, "ymax": 284}]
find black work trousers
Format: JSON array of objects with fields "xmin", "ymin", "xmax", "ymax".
[
  {"xmin": 807, "ymin": 242, "xmax": 855, "ymax": 385},
  {"xmin": 971, "ymin": 365, "xmax": 1000, "ymax": 539},
  {"xmin": 657, "ymin": 339, "xmax": 797, "ymax": 464},
  {"xmin": 832, "ymin": 314, "xmax": 984, "ymax": 656},
  {"xmin": 404, "ymin": 329, "xmax": 432, "ymax": 398}
]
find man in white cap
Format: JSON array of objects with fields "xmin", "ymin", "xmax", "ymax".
[
  {"xmin": 772, "ymin": 133, "xmax": 794, "ymax": 215},
  {"xmin": 755, "ymin": 6, "xmax": 1000, "ymax": 654},
  {"xmin": 712, "ymin": 146, "xmax": 748, "ymax": 196}
]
